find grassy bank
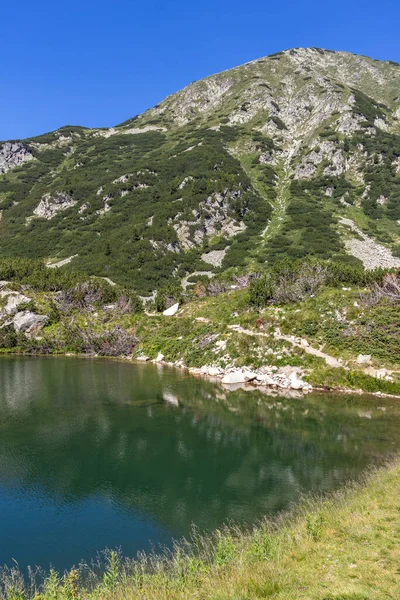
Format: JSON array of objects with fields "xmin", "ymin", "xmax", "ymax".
[
  {"xmin": 3, "ymin": 459, "xmax": 400, "ymax": 599},
  {"xmin": 1, "ymin": 258, "xmax": 400, "ymax": 396}
]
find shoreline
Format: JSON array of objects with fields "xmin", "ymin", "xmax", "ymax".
[{"xmin": 2, "ymin": 349, "xmax": 400, "ymax": 400}]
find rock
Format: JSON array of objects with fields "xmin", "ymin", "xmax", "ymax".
[
  {"xmin": 375, "ymin": 369, "xmax": 387, "ymax": 380},
  {"xmin": 222, "ymin": 370, "xmax": 257, "ymax": 384},
  {"xmin": 207, "ymin": 367, "xmax": 221, "ymax": 376},
  {"xmin": 0, "ymin": 291, "xmax": 30, "ymax": 316},
  {"xmin": 222, "ymin": 371, "xmax": 246, "ymax": 384},
  {"xmin": 289, "ymin": 372, "xmax": 305, "ymax": 390},
  {"xmin": 136, "ymin": 355, "xmax": 150, "ymax": 362},
  {"xmin": 215, "ymin": 340, "xmax": 226, "ymax": 351},
  {"xmin": 356, "ymin": 354, "xmax": 371, "ymax": 365},
  {"xmin": 163, "ymin": 303, "xmax": 179, "ymax": 316},
  {"xmin": 256, "ymin": 374, "xmax": 277, "ymax": 386},
  {"xmin": 155, "ymin": 352, "xmax": 165, "ymax": 362},
  {"xmin": 0, "ymin": 142, "xmax": 33, "ymax": 174},
  {"xmin": 13, "ymin": 311, "xmax": 48, "ymax": 333},
  {"xmin": 32, "ymin": 192, "xmax": 77, "ymax": 220}
]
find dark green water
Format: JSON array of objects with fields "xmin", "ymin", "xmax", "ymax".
[{"xmin": 0, "ymin": 356, "xmax": 400, "ymax": 572}]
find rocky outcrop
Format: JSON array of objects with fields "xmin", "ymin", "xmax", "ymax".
[
  {"xmin": 0, "ymin": 290, "xmax": 31, "ymax": 317},
  {"xmin": 173, "ymin": 190, "xmax": 246, "ymax": 249},
  {"xmin": 295, "ymin": 142, "xmax": 345, "ymax": 180},
  {"xmin": 0, "ymin": 142, "xmax": 33, "ymax": 174},
  {"xmin": 13, "ymin": 311, "xmax": 48, "ymax": 333},
  {"xmin": 33, "ymin": 192, "xmax": 77, "ymax": 220}
]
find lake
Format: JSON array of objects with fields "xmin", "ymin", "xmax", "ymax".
[{"xmin": 0, "ymin": 355, "xmax": 399, "ymax": 572}]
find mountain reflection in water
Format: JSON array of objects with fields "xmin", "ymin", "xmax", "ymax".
[{"xmin": 0, "ymin": 356, "xmax": 399, "ymax": 571}]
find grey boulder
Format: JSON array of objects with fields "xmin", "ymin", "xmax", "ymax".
[{"xmin": 13, "ymin": 311, "xmax": 48, "ymax": 333}]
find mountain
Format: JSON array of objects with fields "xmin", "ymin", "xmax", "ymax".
[{"xmin": 1, "ymin": 47, "xmax": 400, "ymax": 293}]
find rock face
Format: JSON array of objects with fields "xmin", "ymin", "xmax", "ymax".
[
  {"xmin": 33, "ymin": 192, "xmax": 77, "ymax": 220},
  {"xmin": 0, "ymin": 142, "xmax": 33, "ymax": 174},
  {"xmin": 13, "ymin": 311, "xmax": 48, "ymax": 333}
]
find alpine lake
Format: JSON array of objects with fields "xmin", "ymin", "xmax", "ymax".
[{"xmin": 0, "ymin": 356, "xmax": 399, "ymax": 572}]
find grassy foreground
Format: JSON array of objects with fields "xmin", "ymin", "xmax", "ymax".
[{"xmin": 3, "ymin": 460, "xmax": 400, "ymax": 600}]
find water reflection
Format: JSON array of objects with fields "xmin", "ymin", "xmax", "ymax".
[{"xmin": 0, "ymin": 356, "xmax": 399, "ymax": 571}]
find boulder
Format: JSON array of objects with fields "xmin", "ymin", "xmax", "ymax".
[
  {"xmin": 0, "ymin": 291, "xmax": 30, "ymax": 316},
  {"xmin": 289, "ymin": 372, "xmax": 305, "ymax": 390},
  {"xmin": 206, "ymin": 366, "xmax": 221, "ymax": 376},
  {"xmin": 136, "ymin": 355, "xmax": 150, "ymax": 362},
  {"xmin": 155, "ymin": 352, "xmax": 165, "ymax": 362},
  {"xmin": 13, "ymin": 311, "xmax": 48, "ymax": 333},
  {"xmin": 222, "ymin": 370, "xmax": 257, "ymax": 384},
  {"xmin": 256, "ymin": 374, "xmax": 277, "ymax": 386},
  {"xmin": 163, "ymin": 303, "xmax": 179, "ymax": 316},
  {"xmin": 356, "ymin": 354, "xmax": 371, "ymax": 365}
]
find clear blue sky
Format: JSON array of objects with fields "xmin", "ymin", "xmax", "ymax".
[{"xmin": 2, "ymin": 0, "xmax": 399, "ymax": 140}]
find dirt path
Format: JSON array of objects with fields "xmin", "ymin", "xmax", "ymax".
[{"xmin": 228, "ymin": 324, "xmax": 342, "ymax": 367}]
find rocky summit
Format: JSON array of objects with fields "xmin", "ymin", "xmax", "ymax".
[{"xmin": 0, "ymin": 47, "xmax": 399, "ymax": 293}]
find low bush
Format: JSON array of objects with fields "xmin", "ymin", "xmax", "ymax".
[{"xmin": 248, "ymin": 259, "xmax": 395, "ymax": 307}]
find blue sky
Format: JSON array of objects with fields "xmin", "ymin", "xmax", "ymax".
[{"xmin": 2, "ymin": 0, "xmax": 399, "ymax": 140}]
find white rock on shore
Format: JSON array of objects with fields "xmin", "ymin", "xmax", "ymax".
[
  {"xmin": 154, "ymin": 358, "xmax": 312, "ymax": 394},
  {"xmin": 201, "ymin": 366, "xmax": 222, "ymax": 376},
  {"xmin": 222, "ymin": 371, "xmax": 257, "ymax": 384}
]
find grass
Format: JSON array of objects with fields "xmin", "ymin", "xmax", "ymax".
[
  {"xmin": 1, "ymin": 270, "xmax": 400, "ymax": 393},
  {"xmin": 3, "ymin": 459, "xmax": 400, "ymax": 599}
]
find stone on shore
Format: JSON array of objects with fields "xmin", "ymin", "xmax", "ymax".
[
  {"xmin": 288, "ymin": 371, "xmax": 306, "ymax": 390},
  {"xmin": 222, "ymin": 370, "xmax": 257, "ymax": 384}
]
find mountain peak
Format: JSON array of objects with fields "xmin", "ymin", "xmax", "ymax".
[{"xmin": 0, "ymin": 49, "xmax": 399, "ymax": 292}]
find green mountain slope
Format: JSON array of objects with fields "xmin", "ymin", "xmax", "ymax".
[{"xmin": 1, "ymin": 47, "xmax": 400, "ymax": 293}]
